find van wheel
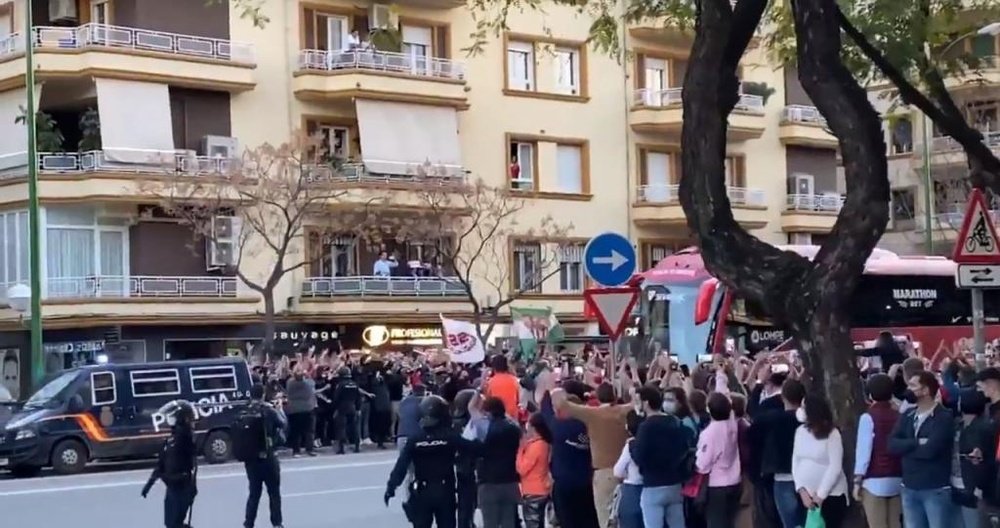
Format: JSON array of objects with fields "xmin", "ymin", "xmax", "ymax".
[
  {"xmin": 203, "ymin": 430, "xmax": 231, "ymax": 464},
  {"xmin": 10, "ymin": 464, "xmax": 41, "ymax": 478},
  {"xmin": 51, "ymin": 439, "xmax": 88, "ymax": 475}
]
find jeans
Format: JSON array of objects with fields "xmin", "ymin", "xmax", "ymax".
[
  {"xmin": 522, "ymin": 495, "xmax": 548, "ymax": 528},
  {"xmin": 773, "ymin": 480, "xmax": 804, "ymax": 528},
  {"xmin": 640, "ymin": 484, "xmax": 685, "ymax": 528},
  {"xmin": 901, "ymin": 487, "xmax": 955, "ymax": 528},
  {"xmin": 617, "ymin": 483, "xmax": 644, "ymax": 528},
  {"xmin": 480, "ymin": 483, "xmax": 520, "ymax": 528},
  {"xmin": 244, "ymin": 457, "xmax": 282, "ymax": 528},
  {"xmin": 956, "ymin": 504, "xmax": 980, "ymax": 528}
]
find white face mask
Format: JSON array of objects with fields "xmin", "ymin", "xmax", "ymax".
[
  {"xmin": 166, "ymin": 414, "xmax": 177, "ymax": 427},
  {"xmin": 662, "ymin": 400, "xmax": 678, "ymax": 414},
  {"xmin": 795, "ymin": 407, "xmax": 807, "ymax": 423}
]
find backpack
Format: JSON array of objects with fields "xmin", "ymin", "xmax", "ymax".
[{"xmin": 231, "ymin": 403, "xmax": 268, "ymax": 462}]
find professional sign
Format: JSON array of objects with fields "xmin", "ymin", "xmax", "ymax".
[
  {"xmin": 583, "ymin": 232, "xmax": 637, "ymax": 286},
  {"xmin": 362, "ymin": 325, "xmax": 443, "ymax": 347}
]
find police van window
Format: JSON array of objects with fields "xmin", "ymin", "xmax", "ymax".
[
  {"xmin": 190, "ymin": 365, "xmax": 237, "ymax": 393},
  {"xmin": 130, "ymin": 369, "xmax": 181, "ymax": 398},
  {"xmin": 91, "ymin": 372, "xmax": 116, "ymax": 405}
]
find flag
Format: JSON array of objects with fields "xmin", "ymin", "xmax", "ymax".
[
  {"xmin": 439, "ymin": 315, "xmax": 486, "ymax": 364},
  {"xmin": 510, "ymin": 306, "xmax": 565, "ymax": 360}
]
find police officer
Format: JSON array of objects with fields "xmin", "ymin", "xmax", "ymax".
[
  {"xmin": 451, "ymin": 389, "xmax": 478, "ymax": 528},
  {"xmin": 385, "ymin": 394, "xmax": 479, "ymax": 528},
  {"xmin": 332, "ymin": 367, "xmax": 361, "ymax": 454},
  {"xmin": 241, "ymin": 383, "xmax": 287, "ymax": 528},
  {"xmin": 141, "ymin": 400, "xmax": 198, "ymax": 528}
]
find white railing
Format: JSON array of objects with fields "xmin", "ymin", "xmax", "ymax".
[
  {"xmin": 301, "ymin": 276, "xmax": 467, "ymax": 297},
  {"xmin": 0, "ymin": 31, "xmax": 24, "ymax": 59},
  {"xmin": 914, "ymin": 209, "xmax": 1000, "ymax": 232},
  {"xmin": 782, "ymin": 105, "xmax": 827, "ymax": 127},
  {"xmin": 298, "ymin": 49, "xmax": 465, "ymax": 80},
  {"xmin": 302, "ymin": 162, "xmax": 466, "ymax": 185},
  {"xmin": 30, "ymin": 24, "xmax": 255, "ymax": 64},
  {"xmin": 785, "ymin": 193, "xmax": 844, "ymax": 212},
  {"xmin": 633, "ymin": 88, "xmax": 764, "ymax": 113},
  {"xmin": 931, "ymin": 131, "xmax": 1000, "ymax": 153},
  {"xmin": 44, "ymin": 276, "xmax": 240, "ymax": 299},
  {"xmin": 0, "ymin": 150, "xmax": 237, "ymax": 180},
  {"xmin": 636, "ymin": 184, "xmax": 767, "ymax": 207}
]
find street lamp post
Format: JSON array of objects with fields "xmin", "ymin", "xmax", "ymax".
[{"xmin": 24, "ymin": 0, "xmax": 43, "ymax": 390}]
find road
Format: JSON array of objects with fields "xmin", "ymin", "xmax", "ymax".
[{"xmin": 0, "ymin": 451, "xmax": 409, "ymax": 527}]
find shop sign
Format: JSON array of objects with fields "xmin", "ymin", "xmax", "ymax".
[
  {"xmin": 362, "ymin": 325, "xmax": 443, "ymax": 347},
  {"xmin": 43, "ymin": 341, "xmax": 105, "ymax": 354},
  {"xmin": 273, "ymin": 330, "xmax": 340, "ymax": 342}
]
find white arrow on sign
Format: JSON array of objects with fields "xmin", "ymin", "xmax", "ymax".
[
  {"xmin": 592, "ymin": 250, "xmax": 629, "ymax": 271},
  {"xmin": 956, "ymin": 264, "xmax": 1000, "ymax": 289}
]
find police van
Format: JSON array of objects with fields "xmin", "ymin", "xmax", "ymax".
[{"xmin": 0, "ymin": 357, "xmax": 253, "ymax": 476}]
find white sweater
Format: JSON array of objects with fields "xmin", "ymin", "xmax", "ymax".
[{"xmin": 792, "ymin": 425, "xmax": 849, "ymax": 500}]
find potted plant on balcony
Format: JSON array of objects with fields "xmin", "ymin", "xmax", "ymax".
[
  {"xmin": 77, "ymin": 108, "xmax": 101, "ymax": 152},
  {"xmin": 739, "ymin": 81, "xmax": 775, "ymax": 105},
  {"xmin": 368, "ymin": 27, "xmax": 402, "ymax": 53},
  {"xmin": 15, "ymin": 106, "xmax": 64, "ymax": 152}
]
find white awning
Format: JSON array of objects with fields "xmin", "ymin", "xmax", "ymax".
[
  {"xmin": 0, "ymin": 85, "xmax": 43, "ymax": 170},
  {"xmin": 95, "ymin": 78, "xmax": 174, "ymax": 165},
  {"xmin": 355, "ymin": 100, "xmax": 463, "ymax": 177}
]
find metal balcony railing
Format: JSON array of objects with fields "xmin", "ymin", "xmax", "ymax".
[
  {"xmin": 632, "ymin": 88, "xmax": 765, "ymax": 113},
  {"xmin": 785, "ymin": 193, "xmax": 844, "ymax": 212},
  {"xmin": 0, "ymin": 32, "xmax": 23, "ymax": 59},
  {"xmin": 301, "ymin": 276, "xmax": 467, "ymax": 297},
  {"xmin": 44, "ymin": 276, "xmax": 240, "ymax": 299},
  {"xmin": 636, "ymin": 184, "xmax": 767, "ymax": 207},
  {"xmin": 302, "ymin": 162, "xmax": 467, "ymax": 185},
  {"xmin": 298, "ymin": 49, "xmax": 465, "ymax": 80},
  {"xmin": 781, "ymin": 105, "xmax": 827, "ymax": 127},
  {"xmin": 28, "ymin": 24, "xmax": 255, "ymax": 64},
  {"xmin": 931, "ymin": 131, "xmax": 1000, "ymax": 153},
  {"xmin": 0, "ymin": 149, "xmax": 237, "ymax": 180}
]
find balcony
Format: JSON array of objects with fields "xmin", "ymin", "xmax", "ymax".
[
  {"xmin": 629, "ymin": 88, "xmax": 766, "ymax": 140},
  {"xmin": 297, "ymin": 275, "xmax": 472, "ymax": 318},
  {"xmin": 631, "ymin": 184, "xmax": 769, "ymax": 229},
  {"xmin": 0, "ymin": 149, "xmax": 236, "ymax": 179},
  {"xmin": 293, "ymin": 49, "xmax": 468, "ymax": 108},
  {"xmin": 303, "ymin": 162, "xmax": 466, "ymax": 187},
  {"xmin": 44, "ymin": 276, "xmax": 241, "ymax": 299},
  {"xmin": 930, "ymin": 131, "xmax": 1000, "ymax": 166},
  {"xmin": 0, "ymin": 25, "xmax": 256, "ymax": 92},
  {"xmin": 779, "ymin": 105, "xmax": 838, "ymax": 149},
  {"xmin": 780, "ymin": 193, "xmax": 844, "ymax": 232},
  {"xmin": 944, "ymin": 55, "xmax": 1000, "ymax": 90}
]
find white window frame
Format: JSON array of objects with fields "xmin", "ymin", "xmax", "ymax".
[
  {"xmin": 190, "ymin": 365, "xmax": 238, "ymax": 394},
  {"xmin": 506, "ymin": 41, "xmax": 535, "ymax": 91},
  {"xmin": 91, "ymin": 0, "xmax": 110, "ymax": 24},
  {"xmin": 90, "ymin": 371, "xmax": 117, "ymax": 405},
  {"xmin": 511, "ymin": 141, "xmax": 535, "ymax": 190},
  {"xmin": 327, "ymin": 235, "xmax": 358, "ymax": 277},
  {"xmin": 558, "ymin": 243, "xmax": 585, "ymax": 293},
  {"xmin": 513, "ymin": 243, "xmax": 542, "ymax": 293},
  {"xmin": 0, "ymin": 210, "xmax": 29, "ymax": 287},
  {"xmin": 554, "ymin": 47, "xmax": 580, "ymax": 95},
  {"xmin": 326, "ymin": 15, "xmax": 350, "ymax": 51},
  {"xmin": 130, "ymin": 368, "xmax": 181, "ymax": 398},
  {"xmin": 319, "ymin": 125, "xmax": 350, "ymax": 159}
]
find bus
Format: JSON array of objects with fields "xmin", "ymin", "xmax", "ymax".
[{"xmin": 637, "ymin": 245, "xmax": 1000, "ymax": 366}]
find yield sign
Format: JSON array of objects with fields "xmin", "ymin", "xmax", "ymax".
[
  {"xmin": 953, "ymin": 188, "xmax": 1000, "ymax": 264},
  {"xmin": 583, "ymin": 287, "xmax": 639, "ymax": 340}
]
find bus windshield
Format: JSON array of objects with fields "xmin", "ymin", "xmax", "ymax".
[{"xmin": 23, "ymin": 371, "xmax": 78, "ymax": 410}]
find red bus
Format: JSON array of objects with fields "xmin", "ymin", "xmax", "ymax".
[{"xmin": 637, "ymin": 245, "xmax": 1000, "ymax": 366}]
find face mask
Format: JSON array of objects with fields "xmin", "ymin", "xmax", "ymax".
[
  {"xmin": 662, "ymin": 400, "xmax": 678, "ymax": 414},
  {"xmin": 795, "ymin": 407, "xmax": 807, "ymax": 423},
  {"xmin": 903, "ymin": 390, "xmax": 919, "ymax": 404},
  {"xmin": 166, "ymin": 414, "xmax": 177, "ymax": 427}
]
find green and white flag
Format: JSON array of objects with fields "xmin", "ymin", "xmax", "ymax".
[{"xmin": 510, "ymin": 307, "xmax": 564, "ymax": 360}]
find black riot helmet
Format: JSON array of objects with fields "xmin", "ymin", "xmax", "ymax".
[
  {"xmin": 452, "ymin": 389, "xmax": 476, "ymax": 421},
  {"xmin": 157, "ymin": 399, "xmax": 196, "ymax": 429},
  {"xmin": 419, "ymin": 394, "xmax": 451, "ymax": 430},
  {"xmin": 337, "ymin": 367, "xmax": 352, "ymax": 379}
]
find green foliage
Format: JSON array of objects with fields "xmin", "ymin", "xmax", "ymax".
[
  {"xmin": 369, "ymin": 28, "xmax": 403, "ymax": 53},
  {"xmin": 741, "ymin": 81, "xmax": 775, "ymax": 105},
  {"xmin": 77, "ymin": 108, "xmax": 101, "ymax": 152},
  {"xmin": 15, "ymin": 106, "xmax": 64, "ymax": 152}
]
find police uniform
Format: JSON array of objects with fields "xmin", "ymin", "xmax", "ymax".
[
  {"xmin": 451, "ymin": 389, "xmax": 478, "ymax": 528},
  {"xmin": 385, "ymin": 395, "xmax": 479, "ymax": 528},
  {"xmin": 142, "ymin": 400, "xmax": 198, "ymax": 528},
  {"xmin": 242, "ymin": 399, "xmax": 287, "ymax": 528},
  {"xmin": 332, "ymin": 367, "xmax": 362, "ymax": 454}
]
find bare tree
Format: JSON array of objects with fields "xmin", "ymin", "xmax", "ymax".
[{"xmin": 144, "ymin": 133, "xmax": 357, "ymax": 355}]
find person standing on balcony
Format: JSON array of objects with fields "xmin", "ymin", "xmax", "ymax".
[{"xmin": 374, "ymin": 251, "xmax": 398, "ymax": 277}]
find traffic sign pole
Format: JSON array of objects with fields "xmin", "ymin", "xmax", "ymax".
[{"xmin": 973, "ymin": 288, "xmax": 986, "ymax": 362}]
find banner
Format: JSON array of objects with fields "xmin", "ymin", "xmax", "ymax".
[
  {"xmin": 511, "ymin": 306, "xmax": 565, "ymax": 360},
  {"xmin": 439, "ymin": 316, "xmax": 486, "ymax": 364}
]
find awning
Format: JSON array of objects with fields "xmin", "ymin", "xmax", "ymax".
[
  {"xmin": 355, "ymin": 100, "xmax": 463, "ymax": 177},
  {"xmin": 95, "ymin": 78, "xmax": 174, "ymax": 164},
  {"xmin": 0, "ymin": 85, "xmax": 43, "ymax": 171}
]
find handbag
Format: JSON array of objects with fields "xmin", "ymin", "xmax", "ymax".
[
  {"xmin": 681, "ymin": 472, "xmax": 709, "ymax": 506},
  {"xmin": 805, "ymin": 507, "xmax": 826, "ymax": 528}
]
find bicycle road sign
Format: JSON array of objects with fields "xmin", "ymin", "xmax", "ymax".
[{"xmin": 953, "ymin": 188, "xmax": 1000, "ymax": 265}]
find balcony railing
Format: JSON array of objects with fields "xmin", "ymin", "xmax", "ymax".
[
  {"xmin": 636, "ymin": 184, "xmax": 767, "ymax": 207},
  {"xmin": 931, "ymin": 131, "xmax": 1000, "ymax": 153},
  {"xmin": 785, "ymin": 193, "xmax": 844, "ymax": 213},
  {"xmin": 303, "ymin": 162, "xmax": 466, "ymax": 185},
  {"xmin": 914, "ymin": 209, "xmax": 1000, "ymax": 233},
  {"xmin": 781, "ymin": 105, "xmax": 827, "ymax": 127},
  {"xmin": 16, "ymin": 24, "xmax": 256, "ymax": 64},
  {"xmin": 298, "ymin": 49, "xmax": 465, "ymax": 81},
  {"xmin": 0, "ymin": 31, "xmax": 23, "ymax": 58},
  {"xmin": 301, "ymin": 276, "xmax": 467, "ymax": 297},
  {"xmin": 0, "ymin": 149, "xmax": 238, "ymax": 180},
  {"xmin": 37, "ymin": 276, "xmax": 240, "ymax": 300},
  {"xmin": 633, "ymin": 88, "xmax": 765, "ymax": 113}
]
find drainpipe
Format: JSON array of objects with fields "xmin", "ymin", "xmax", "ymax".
[{"xmin": 922, "ymin": 113, "xmax": 934, "ymax": 254}]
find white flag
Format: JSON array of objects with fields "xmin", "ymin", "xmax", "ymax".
[{"xmin": 440, "ymin": 315, "xmax": 486, "ymax": 364}]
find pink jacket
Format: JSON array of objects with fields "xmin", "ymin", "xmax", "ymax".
[{"xmin": 696, "ymin": 416, "xmax": 742, "ymax": 487}]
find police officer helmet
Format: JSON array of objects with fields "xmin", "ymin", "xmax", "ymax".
[
  {"xmin": 452, "ymin": 389, "xmax": 476, "ymax": 419},
  {"xmin": 157, "ymin": 399, "xmax": 196, "ymax": 428},
  {"xmin": 337, "ymin": 367, "xmax": 352, "ymax": 379},
  {"xmin": 418, "ymin": 394, "xmax": 450, "ymax": 429}
]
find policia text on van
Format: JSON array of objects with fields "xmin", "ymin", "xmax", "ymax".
[{"xmin": 0, "ymin": 358, "xmax": 253, "ymax": 476}]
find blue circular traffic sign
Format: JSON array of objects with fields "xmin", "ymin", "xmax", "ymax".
[{"xmin": 583, "ymin": 232, "xmax": 637, "ymax": 286}]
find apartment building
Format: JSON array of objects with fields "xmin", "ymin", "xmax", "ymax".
[{"xmin": 0, "ymin": 0, "xmax": 842, "ymax": 396}]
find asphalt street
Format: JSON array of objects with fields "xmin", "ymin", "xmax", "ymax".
[{"xmin": 0, "ymin": 450, "xmax": 410, "ymax": 528}]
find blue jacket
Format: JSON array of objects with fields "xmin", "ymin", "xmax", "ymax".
[
  {"xmin": 397, "ymin": 394, "xmax": 423, "ymax": 439},
  {"xmin": 888, "ymin": 404, "xmax": 955, "ymax": 490},
  {"xmin": 540, "ymin": 392, "xmax": 593, "ymax": 485}
]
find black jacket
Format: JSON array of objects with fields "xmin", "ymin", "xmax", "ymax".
[
  {"xmin": 631, "ymin": 414, "xmax": 694, "ymax": 487},
  {"xmin": 477, "ymin": 417, "xmax": 522, "ymax": 484},
  {"xmin": 332, "ymin": 377, "xmax": 362, "ymax": 413},
  {"xmin": 143, "ymin": 425, "xmax": 197, "ymax": 494},
  {"xmin": 748, "ymin": 405, "xmax": 798, "ymax": 478},
  {"xmin": 386, "ymin": 427, "xmax": 479, "ymax": 492},
  {"xmin": 956, "ymin": 415, "xmax": 995, "ymax": 507}
]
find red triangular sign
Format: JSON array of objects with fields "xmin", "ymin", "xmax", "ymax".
[
  {"xmin": 583, "ymin": 288, "xmax": 639, "ymax": 340},
  {"xmin": 953, "ymin": 188, "xmax": 1000, "ymax": 264}
]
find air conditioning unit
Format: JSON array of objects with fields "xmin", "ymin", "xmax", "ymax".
[
  {"xmin": 369, "ymin": 4, "xmax": 398, "ymax": 30},
  {"xmin": 201, "ymin": 136, "xmax": 239, "ymax": 159},
  {"xmin": 207, "ymin": 215, "xmax": 242, "ymax": 269},
  {"xmin": 49, "ymin": 0, "xmax": 79, "ymax": 22}
]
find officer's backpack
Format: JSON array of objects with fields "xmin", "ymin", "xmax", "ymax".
[{"xmin": 231, "ymin": 404, "xmax": 268, "ymax": 462}]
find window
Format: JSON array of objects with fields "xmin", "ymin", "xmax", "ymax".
[
  {"xmin": 724, "ymin": 156, "xmax": 745, "ymax": 187},
  {"xmin": 890, "ymin": 188, "xmax": 916, "ymax": 229},
  {"xmin": 44, "ymin": 206, "xmax": 129, "ymax": 298},
  {"xmin": 971, "ymin": 34, "xmax": 997, "ymax": 58},
  {"xmin": 318, "ymin": 234, "xmax": 358, "ymax": 277},
  {"xmin": 788, "ymin": 233, "xmax": 813, "ymax": 245},
  {"xmin": 130, "ymin": 369, "xmax": 181, "ymax": 398},
  {"xmin": 967, "ymin": 101, "xmax": 999, "ymax": 132},
  {"xmin": 554, "ymin": 47, "xmax": 580, "ymax": 95},
  {"xmin": 90, "ymin": 0, "xmax": 110, "ymax": 24},
  {"xmin": 558, "ymin": 243, "xmax": 584, "ymax": 293},
  {"xmin": 788, "ymin": 173, "xmax": 815, "ymax": 196},
  {"xmin": 319, "ymin": 125, "xmax": 350, "ymax": 160},
  {"xmin": 513, "ymin": 243, "xmax": 542, "ymax": 293},
  {"xmin": 0, "ymin": 210, "xmax": 29, "ymax": 287},
  {"xmin": 402, "ymin": 25, "xmax": 433, "ymax": 74},
  {"xmin": 509, "ymin": 140, "xmax": 536, "ymax": 191},
  {"xmin": 190, "ymin": 365, "xmax": 238, "ymax": 393},
  {"xmin": 641, "ymin": 241, "xmax": 686, "ymax": 270},
  {"xmin": 326, "ymin": 15, "xmax": 349, "ymax": 51},
  {"xmin": 506, "ymin": 41, "xmax": 534, "ymax": 91},
  {"xmin": 91, "ymin": 372, "xmax": 116, "ymax": 405},
  {"xmin": 555, "ymin": 144, "xmax": 583, "ymax": 194},
  {"xmin": 890, "ymin": 117, "xmax": 913, "ymax": 155}
]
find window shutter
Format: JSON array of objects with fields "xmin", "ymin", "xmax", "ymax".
[
  {"xmin": 670, "ymin": 60, "xmax": 687, "ymax": 88},
  {"xmin": 304, "ymin": 9, "xmax": 316, "ymax": 49},
  {"xmin": 317, "ymin": 14, "xmax": 329, "ymax": 51},
  {"xmin": 736, "ymin": 156, "xmax": 746, "ymax": 187},
  {"xmin": 635, "ymin": 53, "xmax": 645, "ymax": 88}
]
